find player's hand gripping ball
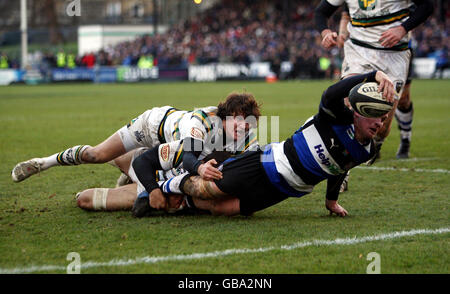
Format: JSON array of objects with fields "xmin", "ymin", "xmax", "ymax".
[{"xmin": 349, "ymin": 82, "xmax": 393, "ymax": 118}]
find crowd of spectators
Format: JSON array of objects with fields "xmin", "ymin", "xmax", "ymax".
[
  {"xmin": 412, "ymin": 9, "xmax": 450, "ymax": 77},
  {"xmin": 1, "ymin": 0, "xmax": 448, "ymax": 79},
  {"xmin": 91, "ymin": 0, "xmax": 343, "ymax": 79}
]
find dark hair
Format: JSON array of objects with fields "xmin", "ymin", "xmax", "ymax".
[{"xmin": 217, "ymin": 92, "xmax": 261, "ymax": 121}]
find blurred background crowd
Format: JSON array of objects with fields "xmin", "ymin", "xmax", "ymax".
[{"xmin": 0, "ymin": 0, "xmax": 448, "ymax": 79}]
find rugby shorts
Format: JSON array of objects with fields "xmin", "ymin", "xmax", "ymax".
[
  {"xmin": 341, "ymin": 39, "xmax": 412, "ymax": 99},
  {"xmin": 117, "ymin": 106, "xmax": 174, "ymax": 152},
  {"xmin": 214, "ymin": 150, "xmax": 288, "ymax": 216}
]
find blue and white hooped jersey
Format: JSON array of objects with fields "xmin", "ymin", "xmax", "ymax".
[{"xmin": 261, "ymin": 115, "xmax": 374, "ymax": 197}]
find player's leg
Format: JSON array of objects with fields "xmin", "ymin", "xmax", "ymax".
[
  {"xmin": 110, "ymin": 148, "xmax": 138, "ymax": 174},
  {"xmin": 373, "ymin": 48, "xmax": 411, "ymax": 154},
  {"xmin": 183, "ymin": 150, "xmax": 284, "ymax": 216},
  {"xmin": 11, "ymin": 109, "xmax": 156, "ymax": 182},
  {"xmin": 395, "ymin": 79, "xmax": 413, "ymax": 159},
  {"xmin": 108, "ymin": 148, "xmax": 142, "ymax": 187},
  {"xmin": 180, "ymin": 175, "xmax": 229, "ymax": 200},
  {"xmin": 192, "ymin": 197, "xmax": 240, "ymax": 216},
  {"xmin": 11, "ymin": 132, "xmax": 125, "ymax": 183},
  {"xmin": 76, "ymin": 183, "xmax": 137, "ymax": 211},
  {"xmin": 133, "ymin": 173, "xmax": 227, "ymax": 217},
  {"xmin": 338, "ymin": 62, "xmax": 357, "ymax": 192}
]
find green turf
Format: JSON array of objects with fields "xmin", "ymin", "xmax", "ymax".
[{"xmin": 0, "ymin": 80, "xmax": 449, "ymax": 274}]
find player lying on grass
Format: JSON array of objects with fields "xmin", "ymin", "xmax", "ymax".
[
  {"xmin": 129, "ymin": 70, "xmax": 395, "ymax": 217},
  {"xmin": 12, "ymin": 92, "xmax": 260, "ymax": 209}
]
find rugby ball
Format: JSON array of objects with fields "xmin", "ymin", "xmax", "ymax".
[{"xmin": 349, "ymin": 82, "xmax": 393, "ymax": 118}]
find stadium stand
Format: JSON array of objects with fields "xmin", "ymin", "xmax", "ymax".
[{"xmin": 0, "ymin": 0, "xmax": 448, "ymax": 80}]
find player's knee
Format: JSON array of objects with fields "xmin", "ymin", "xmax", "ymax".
[
  {"xmin": 81, "ymin": 147, "xmax": 108, "ymax": 163},
  {"xmin": 398, "ymin": 84, "xmax": 411, "ymax": 110},
  {"xmin": 76, "ymin": 190, "xmax": 94, "ymax": 210},
  {"xmin": 398, "ymin": 93, "xmax": 411, "ymax": 110}
]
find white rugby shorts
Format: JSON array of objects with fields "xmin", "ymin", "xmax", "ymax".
[
  {"xmin": 117, "ymin": 106, "xmax": 173, "ymax": 152},
  {"xmin": 341, "ymin": 40, "xmax": 411, "ymax": 99}
]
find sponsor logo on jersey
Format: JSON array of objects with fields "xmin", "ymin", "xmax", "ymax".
[
  {"xmin": 314, "ymin": 144, "xmax": 340, "ymax": 174},
  {"xmin": 359, "ymin": 0, "xmax": 376, "ymax": 11},
  {"xmin": 190, "ymin": 127, "xmax": 204, "ymax": 140},
  {"xmin": 330, "ymin": 138, "xmax": 339, "ymax": 149},
  {"xmin": 160, "ymin": 144, "xmax": 170, "ymax": 162},
  {"xmin": 346, "ymin": 127, "xmax": 355, "ymax": 140},
  {"xmin": 394, "ymin": 80, "xmax": 404, "ymax": 94}
]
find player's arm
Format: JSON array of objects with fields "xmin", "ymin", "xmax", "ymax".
[
  {"xmin": 132, "ymin": 144, "xmax": 167, "ymax": 210},
  {"xmin": 321, "ymin": 71, "xmax": 394, "ymax": 117},
  {"xmin": 182, "ymin": 137, "xmax": 203, "ymax": 174},
  {"xmin": 315, "ymin": 0, "xmax": 342, "ymax": 49},
  {"xmin": 380, "ymin": 0, "xmax": 433, "ymax": 48},
  {"xmin": 337, "ymin": 5, "xmax": 350, "ymax": 48},
  {"xmin": 402, "ymin": 0, "xmax": 434, "ymax": 33},
  {"xmin": 320, "ymin": 71, "xmax": 378, "ymax": 121},
  {"xmin": 181, "ymin": 175, "xmax": 228, "ymax": 201},
  {"xmin": 183, "ymin": 137, "xmax": 223, "ymax": 181},
  {"xmin": 325, "ymin": 173, "xmax": 348, "ymax": 217},
  {"xmin": 183, "ymin": 114, "xmax": 223, "ymax": 180}
]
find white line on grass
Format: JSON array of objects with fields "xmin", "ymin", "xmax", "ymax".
[
  {"xmin": 1, "ymin": 227, "xmax": 449, "ymax": 274},
  {"xmin": 379, "ymin": 157, "xmax": 440, "ymax": 163},
  {"xmin": 356, "ymin": 166, "xmax": 450, "ymax": 174}
]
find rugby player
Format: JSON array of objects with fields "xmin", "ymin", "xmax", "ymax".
[
  {"xmin": 75, "ymin": 147, "xmax": 231, "ymax": 214},
  {"xmin": 132, "ymin": 71, "xmax": 395, "ymax": 217},
  {"xmin": 12, "ymin": 92, "xmax": 260, "ymax": 209},
  {"xmin": 315, "ymin": 0, "xmax": 433, "ymax": 190}
]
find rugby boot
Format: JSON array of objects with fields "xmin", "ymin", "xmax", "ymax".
[
  {"xmin": 131, "ymin": 192, "xmax": 155, "ymax": 218},
  {"xmin": 11, "ymin": 158, "xmax": 44, "ymax": 182},
  {"xmin": 396, "ymin": 138, "xmax": 410, "ymax": 159},
  {"xmin": 115, "ymin": 173, "xmax": 132, "ymax": 188},
  {"xmin": 339, "ymin": 172, "xmax": 350, "ymax": 193}
]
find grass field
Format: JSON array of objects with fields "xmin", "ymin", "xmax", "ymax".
[{"xmin": 0, "ymin": 80, "xmax": 449, "ymax": 274}]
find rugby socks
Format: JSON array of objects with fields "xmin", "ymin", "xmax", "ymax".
[
  {"xmin": 40, "ymin": 145, "xmax": 90, "ymax": 170},
  {"xmin": 395, "ymin": 103, "xmax": 413, "ymax": 141}
]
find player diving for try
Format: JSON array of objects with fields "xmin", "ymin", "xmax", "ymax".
[
  {"xmin": 12, "ymin": 92, "xmax": 260, "ymax": 210},
  {"xmin": 125, "ymin": 70, "xmax": 395, "ymax": 217},
  {"xmin": 315, "ymin": 0, "xmax": 434, "ymax": 191}
]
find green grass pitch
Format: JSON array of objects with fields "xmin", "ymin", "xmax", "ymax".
[{"xmin": 0, "ymin": 80, "xmax": 449, "ymax": 274}]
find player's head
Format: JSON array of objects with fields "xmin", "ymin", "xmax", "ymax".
[
  {"xmin": 353, "ymin": 112, "xmax": 386, "ymax": 142},
  {"xmin": 217, "ymin": 92, "xmax": 260, "ymax": 141}
]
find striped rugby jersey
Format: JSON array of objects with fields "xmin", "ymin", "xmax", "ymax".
[
  {"xmin": 261, "ymin": 72, "xmax": 378, "ymax": 197},
  {"xmin": 157, "ymin": 107, "xmax": 258, "ymax": 180},
  {"xmin": 328, "ymin": 0, "xmax": 413, "ymax": 50},
  {"xmin": 177, "ymin": 107, "xmax": 258, "ymax": 161}
]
